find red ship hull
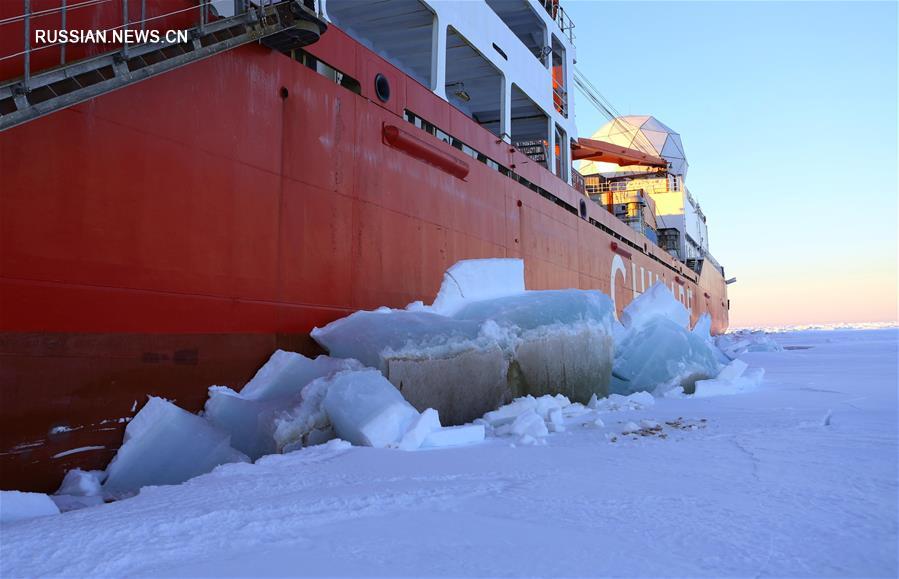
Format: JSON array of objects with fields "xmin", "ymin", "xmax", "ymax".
[{"xmin": 0, "ymin": 26, "xmax": 728, "ymax": 491}]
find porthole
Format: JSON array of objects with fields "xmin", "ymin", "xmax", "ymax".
[{"xmin": 374, "ymin": 73, "xmax": 390, "ymax": 103}]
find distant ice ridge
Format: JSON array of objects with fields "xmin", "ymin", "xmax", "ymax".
[
  {"xmin": 731, "ymin": 321, "xmax": 898, "ymax": 333},
  {"xmin": 715, "ymin": 331, "xmax": 783, "ymax": 359}
]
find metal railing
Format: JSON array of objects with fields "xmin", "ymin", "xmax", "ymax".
[
  {"xmin": 538, "ymin": 0, "xmax": 575, "ymax": 44},
  {"xmin": 0, "ymin": 0, "xmax": 307, "ymax": 88},
  {"xmin": 0, "ymin": 0, "xmax": 324, "ymax": 130},
  {"xmin": 586, "ymin": 179, "xmax": 670, "ymax": 195},
  {"xmin": 552, "ymin": 83, "xmax": 567, "ymax": 117}
]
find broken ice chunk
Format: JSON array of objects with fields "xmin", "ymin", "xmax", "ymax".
[
  {"xmin": 454, "ymin": 289, "xmax": 613, "ymax": 333},
  {"xmin": 103, "ymin": 397, "xmax": 249, "ymax": 497},
  {"xmin": 534, "ymin": 395, "xmax": 563, "ymax": 420},
  {"xmin": 56, "ymin": 468, "xmax": 104, "ymax": 497},
  {"xmin": 385, "ymin": 345, "xmax": 508, "ymax": 426},
  {"xmin": 271, "ymin": 373, "xmax": 342, "ymax": 453},
  {"xmin": 482, "ymin": 394, "xmax": 575, "ymax": 436},
  {"xmin": 311, "ymin": 310, "xmax": 482, "ymax": 371},
  {"xmin": 553, "ymin": 394, "xmax": 572, "ymax": 407},
  {"xmin": 613, "ymin": 316, "xmax": 721, "ymax": 395},
  {"xmin": 509, "ymin": 409, "xmax": 549, "ymax": 438},
  {"xmin": 454, "ymin": 290, "xmax": 615, "ymax": 403},
  {"xmin": 313, "ymin": 309, "xmax": 505, "ymax": 425},
  {"xmin": 512, "ymin": 327, "xmax": 613, "ymax": 403},
  {"xmin": 692, "ymin": 313, "xmax": 712, "ymax": 341},
  {"xmin": 323, "ymin": 370, "xmax": 420, "ymax": 448},
  {"xmin": 620, "ymin": 281, "xmax": 690, "ymax": 330},
  {"xmin": 692, "ymin": 314, "xmax": 732, "ymax": 364},
  {"xmin": 313, "ymin": 303, "xmax": 520, "ymax": 426},
  {"xmin": 562, "ymin": 403, "xmax": 591, "ymax": 418},
  {"xmin": 547, "ymin": 408, "xmax": 564, "ymax": 428},
  {"xmin": 398, "ymin": 408, "xmax": 441, "ymax": 451},
  {"xmin": 590, "ymin": 391, "xmax": 655, "ymax": 412},
  {"xmin": 204, "ymin": 387, "xmax": 279, "ymax": 460},
  {"xmin": 613, "ymin": 283, "xmax": 712, "ymax": 397},
  {"xmin": 483, "ymin": 396, "xmax": 539, "ymax": 428},
  {"xmin": 694, "ymin": 367, "xmax": 765, "ymax": 398},
  {"xmin": 716, "ymin": 359, "xmax": 748, "ymax": 382},
  {"xmin": 421, "ymin": 424, "xmax": 485, "ymax": 448},
  {"xmin": 627, "ymin": 391, "xmax": 656, "ymax": 408},
  {"xmin": 207, "ymin": 354, "xmax": 363, "ymax": 459},
  {"xmin": 715, "ymin": 331, "xmax": 782, "ymax": 358},
  {"xmin": 52, "ymin": 468, "xmax": 106, "ymax": 512},
  {"xmin": 1, "ymin": 491, "xmax": 60, "ymax": 523},
  {"xmin": 429, "ymin": 258, "xmax": 526, "ymax": 315},
  {"xmin": 239, "ymin": 350, "xmax": 362, "ymax": 401}
]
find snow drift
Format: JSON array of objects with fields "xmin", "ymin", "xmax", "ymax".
[{"xmin": 0, "ymin": 491, "xmax": 60, "ymax": 524}]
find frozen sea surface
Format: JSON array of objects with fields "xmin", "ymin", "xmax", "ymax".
[{"xmin": 1, "ymin": 328, "xmax": 896, "ymax": 577}]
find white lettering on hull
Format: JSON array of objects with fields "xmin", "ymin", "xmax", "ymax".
[
  {"xmin": 610, "ymin": 254, "xmax": 627, "ymax": 316},
  {"xmin": 610, "ymin": 256, "xmax": 697, "ymax": 317},
  {"xmin": 631, "ymin": 263, "xmax": 638, "ymax": 299}
]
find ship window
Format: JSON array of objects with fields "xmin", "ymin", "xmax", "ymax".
[
  {"xmin": 293, "ymin": 49, "xmax": 361, "ymax": 94},
  {"xmin": 485, "ymin": 0, "xmax": 547, "ymax": 65},
  {"xmin": 445, "ymin": 26, "xmax": 503, "ymax": 138},
  {"xmin": 551, "ymin": 35, "xmax": 567, "ymax": 117},
  {"xmin": 510, "ymin": 83, "xmax": 549, "ymax": 170},
  {"xmin": 554, "ymin": 123, "xmax": 568, "ymax": 181},
  {"xmin": 326, "ymin": 0, "xmax": 434, "ymax": 88}
]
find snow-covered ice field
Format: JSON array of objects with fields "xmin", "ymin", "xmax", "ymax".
[{"xmin": 1, "ymin": 328, "xmax": 896, "ymax": 577}]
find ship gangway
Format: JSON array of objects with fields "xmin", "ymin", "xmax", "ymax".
[{"xmin": 0, "ymin": 0, "xmax": 326, "ymax": 132}]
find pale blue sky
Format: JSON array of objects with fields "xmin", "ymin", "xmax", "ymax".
[{"xmin": 565, "ymin": 0, "xmax": 897, "ymax": 326}]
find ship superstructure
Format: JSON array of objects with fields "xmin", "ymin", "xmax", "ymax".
[
  {"xmin": 580, "ymin": 115, "xmax": 722, "ymax": 275},
  {"xmin": 0, "ymin": 0, "xmax": 729, "ymax": 491},
  {"xmin": 324, "ymin": 0, "xmax": 577, "ymax": 182}
]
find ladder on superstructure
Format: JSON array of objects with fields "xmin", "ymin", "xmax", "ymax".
[{"xmin": 0, "ymin": 0, "xmax": 326, "ymax": 132}]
